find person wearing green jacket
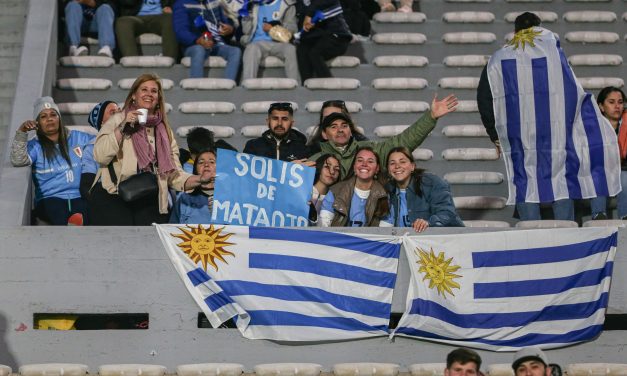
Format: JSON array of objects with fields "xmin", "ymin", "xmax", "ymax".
[{"xmin": 309, "ymin": 94, "xmax": 459, "ymax": 179}]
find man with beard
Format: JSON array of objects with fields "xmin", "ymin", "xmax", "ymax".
[{"xmin": 243, "ymin": 102, "xmax": 311, "ymax": 162}]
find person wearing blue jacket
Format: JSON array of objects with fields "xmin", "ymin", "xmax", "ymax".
[
  {"xmin": 10, "ymin": 97, "xmax": 95, "ymax": 225},
  {"xmin": 172, "ymin": 0, "xmax": 242, "ymax": 80},
  {"xmin": 170, "ymin": 148, "xmax": 216, "ymax": 223},
  {"xmin": 383, "ymin": 147, "xmax": 464, "ymax": 232}
]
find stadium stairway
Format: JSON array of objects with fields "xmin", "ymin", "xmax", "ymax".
[{"xmin": 0, "ymin": 0, "xmax": 28, "ymax": 160}]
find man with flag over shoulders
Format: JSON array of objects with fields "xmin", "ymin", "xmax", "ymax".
[
  {"xmin": 444, "ymin": 348, "xmax": 482, "ymax": 376},
  {"xmin": 477, "ymin": 12, "xmax": 621, "ymax": 221}
]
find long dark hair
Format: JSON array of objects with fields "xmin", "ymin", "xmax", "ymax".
[
  {"xmin": 345, "ymin": 146, "xmax": 389, "ymax": 219},
  {"xmin": 313, "ymin": 153, "xmax": 340, "ymax": 185},
  {"xmin": 385, "ymin": 146, "xmax": 426, "ymax": 197},
  {"xmin": 597, "ymin": 86, "xmax": 626, "ymax": 106},
  {"xmin": 36, "ymin": 112, "xmax": 71, "ymax": 166}
]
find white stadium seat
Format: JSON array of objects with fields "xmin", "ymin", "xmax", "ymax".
[
  {"xmin": 327, "ymin": 56, "xmax": 361, "ymax": 67},
  {"xmin": 564, "ymin": 31, "xmax": 619, "ymax": 43},
  {"xmin": 0, "ymin": 365, "xmax": 11, "ymax": 376},
  {"xmin": 372, "ymin": 33, "xmax": 427, "ymax": 44},
  {"xmin": 176, "ymin": 364, "xmax": 244, "ymax": 376},
  {"xmin": 242, "ymin": 78, "xmax": 298, "ymax": 90},
  {"xmin": 253, "ymin": 363, "xmax": 322, "ymax": 376},
  {"xmin": 58, "ymin": 56, "xmax": 114, "ymax": 67},
  {"xmin": 136, "ymin": 33, "xmax": 162, "ymax": 44},
  {"xmin": 486, "ymin": 364, "xmax": 514, "ymax": 376},
  {"xmin": 456, "ymin": 100, "xmax": 479, "ymax": 112},
  {"xmin": 409, "ymin": 363, "xmax": 446, "ymax": 376},
  {"xmin": 444, "ymin": 171, "xmax": 504, "ymax": 184},
  {"xmin": 566, "ymin": 363, "xmax": 627, "ymax": 375},
  {"xmin": 119, "ymin": 56, "xmax": 175, "ymax": 67},
  {"xmin": 442, "ymin": 148, "xmax": 499, "ymax": 160},
  {"xmin": 241, "ymin": 101, "xmax": 298, "ymax": 113},
  {"xmin": 442, "ymin": 125, "xmax": 488, "ymax": 137},
  {"xmin": 332, "ymin": 363, "xmax": 399, "ymax": 376},
  {"xmin": 57, "ymin": 78, "xmax": 112, "ymax": 90},
  {"xmin": 563, "ymin": 11, "xmax": 617, "ymax": 22},
  {"xmin": 181, "ymin": 56, "xmax": 227, "ymax": 68},
  {"xmin": 515, "ymin": 220, "xmax": 579, "ymax": 228},
  {"xmin": 179, "ymin": 78, "xmax": 236, "ymax": 90},
  {"xmin": 578, "ymin": 77, "xmax": 624, "ymax": 89},
  {"xmin": 438, "ymin": 77, "xmax": 479, "ymax": 89},
  {"xmin": 454, "ymin": 196, "xmax": 507, "ymax": 209},
  {"xmin": 20, "ymin": 364, "xmax": 89, "ymax": 376},
  {"xmin": 443, "ymin": 11, "xmax": 495, "ymax": 23},
  {"xmin": 178, "ymin": 102, "xmax": 236, "ymax": 114},
  {"xmin": 443, "ymin": 55, "xmax": 489, "ymax": 67},
  {"xmin": 373, "ymin": 101, "xmax": 429, "ymax": 112},
  {"xmin": 373, "ymin": 55, "xmax": 429, "ymax": 67},
  {"xmin": 582, "ymin": 220, "xmax": 627, "ymax": 228},
  {"xmin": 504, "ymin": 11, "xmax": 558, "ymax": 22},
  {"xmin": 373, "ymin": 12, "xmax": 426, "ymax": 23},
  {"xmin": 374, "ymin": 125, "xmax": 409, "ymax": 137},
  {"xmin": 304, "ymin": 78, "xmax": 361, "ymax": 89},
  {"xmin": 412, "ymin": 148, "xmax": 434, "ymax": 161},
  {"xmin": 464, "ymin": 220, "xmax": 511, "ymax": 228},
  {"xmin": 372, "ymin": 78, "xmax": 428, "ymax": 90},
  {"xmin": 99, "ymin": 364, "xmax": 166, "ymax": 376},
  {"xmin": 568, "ymin": 54, "xmax": 623, "ymax": 66},
  {"xmin": 443, "ymin": 32, "xmax": 496, "ymax": 43}
]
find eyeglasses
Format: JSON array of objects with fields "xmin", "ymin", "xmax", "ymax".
[
  {"xmin": 321, "ymin": 100, "xmax": 346, "ymax": 109},
  {"xmin": 269, "ymin": 102, "xmax": 293, "ymax": 111}
]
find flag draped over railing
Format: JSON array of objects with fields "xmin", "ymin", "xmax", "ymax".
[
  {"xmin": 486, "ymin": 27, "xmax": 621, "ymax": 205},
  {"xmin": 156, "ymin": 224, "xmax": 401, "ymax": 341},
  {"xmin": 394, "ymin": 227, "xmax": 617, "ymax": 350}
]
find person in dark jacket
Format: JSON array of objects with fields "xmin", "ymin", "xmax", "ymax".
[
  {"xmin": 172, "ymin": 0, "xmax": 241, "ymax": 80},
  {"xmin": 383, "ymin": 146, "xmax": 464, "ymax": 232},
  {"xmin": 243, "ymin": 102, "xmax": 311, "ymax": 162},
  {"xmin": 114, "ymin": 0, "xmax": 179, "ymax": 59},
  {"xmin": 295, "ymin": 0, "xmax": 352, "ymax": 83}
]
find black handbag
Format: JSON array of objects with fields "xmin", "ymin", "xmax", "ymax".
[{"xmin": 108, "ymin": 163, "xmax": 158, "ymax": 202}]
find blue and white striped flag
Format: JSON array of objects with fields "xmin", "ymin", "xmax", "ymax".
[
  {"xmin": 394, "ymin": 227, "xmax": 617, "ymax": 350},
  {"xmin": 487, "ymin": 27, "xmax": 621, "ymax": 205},
  {"xmin": 156, "ymin": 224, "xmax": 400, "ymax": 341}
]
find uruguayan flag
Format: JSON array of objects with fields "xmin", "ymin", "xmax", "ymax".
[
  {"xmin": 394, "ymin": 227, "xmax": 617, "ymax": 350},
  {"xmin": 156, "ymin": 224, "xmax": 400, "ymax": 341},
  {"xmin": 487, "ymin": 27, "xmax": 621, "ymax": 205}
]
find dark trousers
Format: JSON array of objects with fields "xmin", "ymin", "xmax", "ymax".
[
  {"xmin": 34, "ymin": 197, "xmax": 88, "ymax": 225},
  {"xmin": 88, "ymin": 183, "xmax": 169, "ymax": 226},
  {"xmin": 297, "ymin": 32, "xmax": 350, "ymax": 83},
  {"xmin": 115, "ymin": 13, "xmax": 178, "ymax": 59}
]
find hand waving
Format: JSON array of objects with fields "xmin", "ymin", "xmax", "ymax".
[{"xmin": 430, "ymin": 94, "xmax": 458, "ymax": 119}]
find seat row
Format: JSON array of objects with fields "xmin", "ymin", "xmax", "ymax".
[
  {"xmin": 371, "ymin": 10, "xmax": 627, "ymax": 24},
  {"xmin": 3, "ymin": 361, "xmax": 627, "ymax": 376}
]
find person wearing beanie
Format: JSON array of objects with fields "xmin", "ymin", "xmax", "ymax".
[
  {"xmin": 512, "ymin": 347, "xmax": 551, "ymax": 376},
  {"xmin": 10, "ymin": 96, "xmax": 95, "ymax": 225},
  {"xmin": 81, "ymin": 101, "xmax": 120, "ymax": 197}
]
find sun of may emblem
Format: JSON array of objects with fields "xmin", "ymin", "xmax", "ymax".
[
  {"xmin": 507, "ymin": 27, "xmax": 542, "ymax": 50},
  {"xmin": 172, "ymin": 224, "xmax": 235, "ymax": 272},
  {"xmin": 415, "ymin": 247, "xmax": 461, "ymax": 299}
]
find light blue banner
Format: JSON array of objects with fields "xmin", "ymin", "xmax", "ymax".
[{"xmin": 212, "ymin": 149, "xmax": 315, "ymax": 226}]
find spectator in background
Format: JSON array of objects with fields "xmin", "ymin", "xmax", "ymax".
[
  {"xmin": 306, "ymin": 99, "xmax": 367, "ymax": 154},
  {"xmin": 91, "ymin": 73, "xmax": 207, "ymax": 225},
  {"xmin": 589, "ymin": 87, "xmax": 627, "ymax": 220},
  {"xmin": 170, "ymin": 148, "xmax": 217, "ymax": 223},
  {"xmin": 444, "ymin": 348, "xmax": 482, "ymax": 376},
  {"xmin": 240, "ymin": 0, "xmax": 300, "ymax": 82},
  {"xmin": 179, "ymin": 126, "xmax": 237, "ymax": 173},
  {"xmin": 115, "ymin": 0, "xmax": 179, "ymax": 59},
  {"xmin": 81, "ymin": 100, "xmax": 120, "ymax": 197},
  {"xmin": 296, "ymin": 0, "xmax": 352, "ymax": 83},
  {"xmin": 309, "ymin": 94, "xmax": 459, "ymax": 179},
  {"xmin": 243, "ymin": 102, "xmax": 311, "ymax": 162},
  {"xmin": 173, "ymin": 0, "xmax": 241, "ymax": 81},
  {"xmin": 339, "ymin": 0, "xmax": 370, "ymax": 38},
  {"xmin": 308, "ymin": 153, "xmax": 340, "ymax": 225},
  {"xmin": 319, "ymin": 147, "xmax": 389, "ymax": 226},
  {"xmin": 64, "ymin": 0, "xmax": 116, "ymax": 57},
  {"xmin": 10, "ymin": 97, "xmax": 95, "ymax": 225},
  {"xmin": 377, "ymin": 0, "xmax": 413, "ymax": 13},
  {"xmin": 383, "ymin": 147, "xmax": 464, "ymax": 232}
]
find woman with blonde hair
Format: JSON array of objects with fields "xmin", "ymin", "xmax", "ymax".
[{"xmin": 91, "ymin": 73, "xmax": 207, "ymax": 225}]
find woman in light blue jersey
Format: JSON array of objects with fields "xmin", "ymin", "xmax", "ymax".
[
  {"xmin": 384, "ymin": 147, "xmax": 464, "ymax": 232},
  {"xmin": 10, "ymin": 97, "xmax": 94, "ymax": 225}
]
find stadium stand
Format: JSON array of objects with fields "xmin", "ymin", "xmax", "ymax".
[{"xmin": 0, "ymin": 0, "xmax": 626, "ymax": 371}]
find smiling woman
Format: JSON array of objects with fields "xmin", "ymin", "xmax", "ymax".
[
  {"xmin": 318, "ymin": 147, "xmax": 389, "ymax": 227},
  {"xmin": 90, "ymin": 74, "xmax": 206, "ymax": 225}
]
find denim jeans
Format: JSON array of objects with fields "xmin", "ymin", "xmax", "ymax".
[
  {"xmin": 65, "ymin": 2, "xmax": 115, "ymax": 49},
  {"xmin": 588, "ymin": 170, "xmax": 627, "ymax": 218},
  {"xmin": 516, "ymin": 199, "xmax": 574, "ymax": 221},
  {"xmin": 184, "ymin": 43, "xmax": 242, "ymax": 80}
]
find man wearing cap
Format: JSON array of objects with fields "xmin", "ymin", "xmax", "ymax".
[
  {"xmin": 243, "ymin": 102, "xmax": 311, "ymax": 162},
  {"xmin": 10, "ymin": 97, "xmax": 95, "ymax": 225},
  {"xmin": 512, "ymin": 347, "xmax": 551, "ymax": 376},
  {"xmin": 309, "ymin": 94, "xmax": 459, "ymax": 179},
  {"xmin": 444, "ymin": 347, "xmax": 482, "ymax": 376}
]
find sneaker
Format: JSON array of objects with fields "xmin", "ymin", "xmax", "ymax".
[
  {"xmin": 380, "ymin": 3, "xmax": 395, "ymax": 12},
  {"xmin": 397, "ymin": 5, "xmax": 412, "ymax": 13},
  {"xmin": 70, "ymin": 45, "xmax": 88, "ymax": 57},
  {"xmin": 67, "ymin": 213, "xmax": 84, "ymax": 226},
  {"xmin": 97, "ymin": 45, "xmax": 113, "ymax": 58},
  {"xmin": 592, "ymin": 212, "xmax": 607, "ymax": 220}
]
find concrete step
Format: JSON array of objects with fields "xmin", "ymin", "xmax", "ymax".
[
  {"xmin": 0, "ymin": 70, "xmax": 18, "ymax": 83},
  {"xmin": 0, "ymin": 30, "xmax": 24, "ymax": 44},
  {"xmin": 0, "ymin": 43, "xmax": 23, "ymax": 57}
]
